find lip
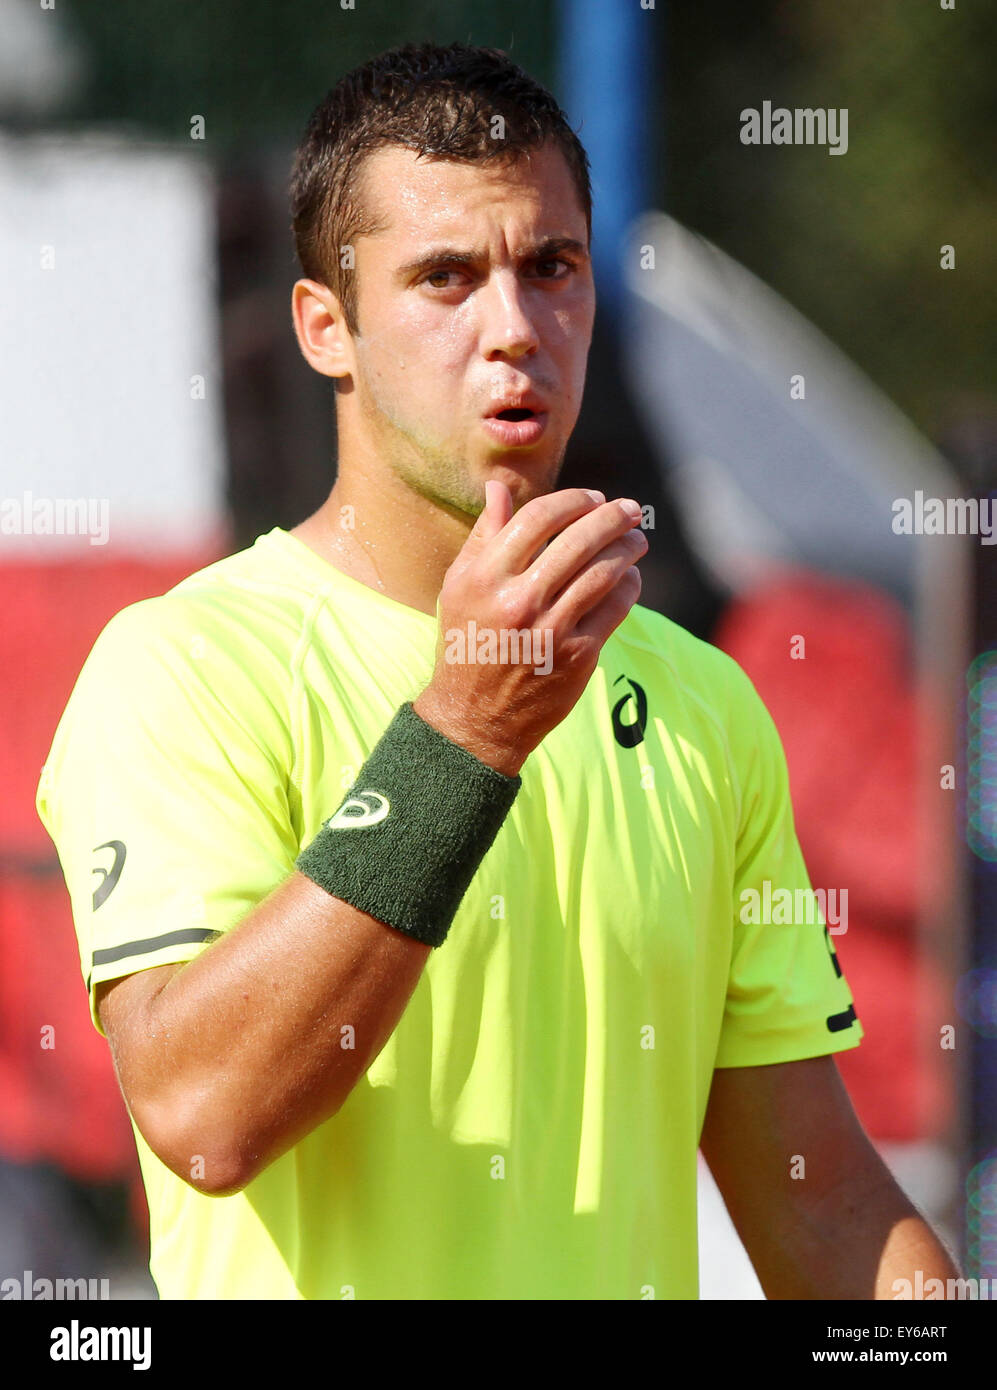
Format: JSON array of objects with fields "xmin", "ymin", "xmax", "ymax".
[{"xmin": 480, "ymin": 411, "xmax": 549, "ymax": 448}]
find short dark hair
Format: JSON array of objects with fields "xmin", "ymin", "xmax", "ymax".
[{"xmin": 290, "ymin": 42, "xmax": 592, "ymax": 335}]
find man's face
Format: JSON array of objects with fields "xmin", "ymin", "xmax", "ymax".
[{"xmin": 342, "ymin": 141, "xmax": 595, "ymax": 517}]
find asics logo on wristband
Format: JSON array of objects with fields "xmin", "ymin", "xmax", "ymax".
[{"xmin": 325, "ymin": 791, "xmax": 391, "ymax": 830}]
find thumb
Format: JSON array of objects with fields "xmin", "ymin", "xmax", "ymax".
[
  {"xmin": 445, "ymin": 483, "xmax": 513, "ymax": 592},
  {"xmin": 444, "ymin": 481, "xmax": 512, "ymax": 588},
  {"xmin": 467, "ymin": 480, "xmax": 513, "ymax": 548}
]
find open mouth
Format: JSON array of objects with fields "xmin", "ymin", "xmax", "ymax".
[{"xmin": 481, "ymin": 402, "xmax": 548, "ymax": 448}]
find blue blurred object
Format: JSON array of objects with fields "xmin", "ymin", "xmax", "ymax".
[{"xmin": 557, "ymin": 0, "xmax": 653, "ymax": 320}]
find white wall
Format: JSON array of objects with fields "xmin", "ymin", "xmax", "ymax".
[{"xmin": 0, "ymin": 134, "xmax": 225, "ymax": 554}]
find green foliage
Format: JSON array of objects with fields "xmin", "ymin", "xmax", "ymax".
[
  {"xmin": 56, "ymin": 0, "xmax": 994, "ymax": 437},
  {"xmin": 666, "ymin": 0, "xmax": 996, "ymax": 436},
  {"xmin": 61, "ymin": 0, "xmax": 555, "ymax": 146}
]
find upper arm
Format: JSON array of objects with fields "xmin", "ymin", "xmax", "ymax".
[
  {"xmin": 36, "ymin": 600, "xmax": 298, "ymax": 1035},
  {"xmin": 96, "ymin": 965, "xmax": 182, "ymax": 1050},
  {"xmin": 701, "ymin": 1054, "xmax": 912, "ymax": 1298},
  {"xmin": 713, "ymin": 657, "xmax": 861, "ymax": 1067},
  {"xmin": 699, "ymin": 666, "xmax": 917, "ymax": 1295},
  {"xmin": 96, "ymin": 964, "xmax": 185, "ymax": 1120},
  {"xmin": 701, "ymin": 1053, "xmax": 877, "ymax": 1201}
]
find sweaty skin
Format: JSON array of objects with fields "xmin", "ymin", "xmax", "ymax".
[
  {"xmin": 97, "ymin": 141, "xmax": 649, "ymax": 1194},
  {"xmin": 290, "ymin": 141, "xmax": 599, "ymax": 615},
  {"xmin": 94, "ymin": 136, "xmax": 962, "ymax": 1302}
]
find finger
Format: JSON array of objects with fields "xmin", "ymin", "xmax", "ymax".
[
  {"xmin": 480, "ymin": 488, "xmax": 607, "ymax": 579},
  {"xmin": 465, "ymin": 480, "xmax": 514, "ymax": 552},
  {"xmin": 529, "ymin": 501, "xmax": 646, "ymax": 610},
  {"xmin": 546, "ymin": 530, "xmax": 647, "ymax": 630},
  {"xmin": 573, "ymin": 566, "xmax": 643, "ymax": 644},
  {"xmin": 444, "ymin": 481, "xmax": 514, "ymax": 588},
  {"xmin": 482, "ymin": 480, "xmax": 514, "ymax": 538}
]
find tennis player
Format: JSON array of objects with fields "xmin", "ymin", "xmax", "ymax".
[{"xmin": 37, "ymin": 42, "xmax": 957, "ymax": 1299}]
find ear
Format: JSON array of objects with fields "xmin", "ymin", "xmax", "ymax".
[{"xmin": 291, "ymin": 278, "xmax": 355, "ymax": 381}]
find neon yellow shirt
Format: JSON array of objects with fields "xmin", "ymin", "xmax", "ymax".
[{"xmin": 37, "ymin": 526, "xmax": 861, "ymax": 1300}]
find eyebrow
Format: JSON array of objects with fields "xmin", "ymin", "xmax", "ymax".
[{"xmin": 395, "ymin": 236, "xmax": 589, "ymax": 281}]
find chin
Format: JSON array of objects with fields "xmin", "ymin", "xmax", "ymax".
[{"xmin": 498, "ymin": 454, "xmax": 565, "ymax": 494}]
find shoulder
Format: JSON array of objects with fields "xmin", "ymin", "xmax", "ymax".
[
  {"xmin": 61, "ymin": 537, "xmax": 307, "ymax": 757},
  {"xmin": 85, "ymin": 533, "xmax": 309, "ymax": 683},
  {"xmin": 610, "ymin": 601, "xmax": 771, "ymax": 733},
  {"xmin": 605, "ymin": 603, "xmax": 788, "ymax": 829}
]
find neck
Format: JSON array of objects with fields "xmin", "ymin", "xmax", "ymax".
[{"xmin": 290, "ymin": 447, "xmax": 476, "ymax": 620}]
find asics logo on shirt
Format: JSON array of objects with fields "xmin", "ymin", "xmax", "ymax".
[
  {"xmin": 611, "ymin": 675, "xmax": 648, "ymax": 748},
  {"xmin": 92, "ymin": 840, "xmax": 126, "ymax": 910},
  {"xmin": 325, "ymin": 791, "xmax": 390, "ymax": 830}
]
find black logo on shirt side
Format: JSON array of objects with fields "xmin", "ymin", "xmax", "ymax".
[
  {"xmin": 92, "ymin": 840, "xmax": 126, "ymax": 911},
  {"xmin": 611, "ymin": 675, "xmax": 648, "ymax": 748},
  {"xmin": 823, "ymin": 924, "xmax": 842, "ymax": 979},
  {"xmin": 826, "ymin": 1004, "xmax": 858, "ymax": 1033},
  {"xmin": 823, "ymin": 925, "xmax": 858, "ymax": 1032}
]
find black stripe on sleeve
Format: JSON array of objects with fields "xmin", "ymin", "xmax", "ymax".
[{"xmin": 91, "ymin": 928, "xmax": 220, "ymax": 976}]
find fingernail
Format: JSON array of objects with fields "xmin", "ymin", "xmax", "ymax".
[{"xmin": 586, "ymin": 490, "xmax": 606, "ymax": 504}]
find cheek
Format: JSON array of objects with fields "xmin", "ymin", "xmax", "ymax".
[
  {"xmin": 355, "ymin": 311, "xmax": 469, "ymax": 431},
  {"xmin": 417, "ymin": 300, "xmax": 481, "ymax": 368},
  {"xmin": 374, "ymin": 303, "xmax": 471, "ymax": 386},
  {"xmin": 551, "ymin": 306, "xmax": 591, "ymax": 380},
  {"xmin": 550, "ymin": 306, "xmax": 574, "ymax": 342},
  {"xmin": 359, "ymin": 313, "xmax": 450, "ymax": 382}
]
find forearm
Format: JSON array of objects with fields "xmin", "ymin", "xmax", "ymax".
[
  {"xmin": 116, "ymin": 870, "xmax": 431, "ymax": 1195},
  {"xmin": 701, "ymin": 1057, "xmax": 961, "ymax": 1301},
  {"xmin": 756, "ymin": 1168, "xmax": 960, "ymax": 1300},
  {"xmin": 869, "ymin": 1197, "xmax": 961, "ymax": 1300},
  {"xmin": 116, "ymin": 693, "xmax": 527, "ymax": 1196},
  {"xmin": 102, "ymin": 489, "xmax": 643, "ymax": 1199}
]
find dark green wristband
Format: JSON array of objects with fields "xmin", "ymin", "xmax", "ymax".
[{"xmin": 295, "ymin": 702, "xmax": 522, "ymax": 947}]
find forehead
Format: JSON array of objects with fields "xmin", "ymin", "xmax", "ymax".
[{"xmin": 353, "ymin": 142, "xmax": 588, "ymax": 251}]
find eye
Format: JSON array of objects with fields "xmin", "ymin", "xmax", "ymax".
[
  {"xmin": 423, "ymin": 267, "xmax": 466, "ymax": 289},
  {"xmin": 533, "ymin": 257, "xmax": 572, "ymax": 279}
]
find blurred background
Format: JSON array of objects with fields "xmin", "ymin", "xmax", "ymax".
[{"xmin": 1, "ymin": 0, "xmax": 995, "ymax": 1299}]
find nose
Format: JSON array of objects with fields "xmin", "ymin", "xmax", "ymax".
[{"xmin": 480, "ymin": 269, "xmax": 540, "ymax": 361}]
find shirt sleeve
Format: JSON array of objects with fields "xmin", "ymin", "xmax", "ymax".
[
  {"xmin": 35, "ymin": 597, "xmax": 300, "ymax": 1036},
  {"xmin": 713, "ymin": 665, "xmax": 862, "ymax": 1068}
]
